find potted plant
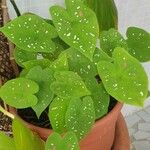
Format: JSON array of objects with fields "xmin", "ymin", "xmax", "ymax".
[{"xmin": 0, "ymin": 0, "xmax": 149, "ymax": 150}]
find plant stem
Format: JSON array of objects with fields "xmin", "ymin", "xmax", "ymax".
[
  {"xmin": 10, "ymin": 0, "xmax": 21, "ymax": 17},
  {"xmin": 0, "ymin": 105, "xmax": 14, "ymax": 119}
]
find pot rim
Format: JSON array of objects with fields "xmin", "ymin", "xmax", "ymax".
[{"xmin": 9, "ymin": 102, "xmax": 123, "ymax": 132}]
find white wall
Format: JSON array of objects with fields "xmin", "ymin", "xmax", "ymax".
[{"xmin": 7, "ymin": 0, "xmax": 150, "ymax": 116}]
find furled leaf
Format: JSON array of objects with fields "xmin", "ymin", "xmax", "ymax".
[
  {"xmin": 50, "ymin": 0, "xmax": 99, "ymax": 60},
  {"xmin": 0, "ymin": 14, "xmax": 57, "ymax": 53},
  {"xmin": 0, "ymin": 132, "xmax": 16, "ymax": 150},
  {"xmin": 50, "ymin": 71, "xmax": 90, "ymax": 98},
  {"xmin": 126, "ymin": 27, "xmax": 150, "ymax": 62},
  {"xmin": 0, "ymin": 78, "xmax": 39, "ymax": 108},
  {"xmin": 65, "ymin": 96, "xmax": 95, "ymax": 140},
  {"xmin": 14, "ymin": 47, "xmax": 37, "ymax": 67},
  {"xmin": 100, "ymin": 29, "xmax": 128, "ymax": 56},
  {"xmin": 48, "ymin": 97, "xmax": 70, "ymax": 133},
  {"xmin": 97, "ymin": 47, "xmax": 148, "ymax": 106},
  {"xmin": 26, "ymin": 66, "xmax": 55, "ymax": 118},
  {"xmin": 45, "ymin": 132, "xmax": 79, "ymax": 150},
  {"xmin": 64, "ymin": 48, "xmax": 110, "ymax": 119},
  {"xmin": 13, "ymin": 118, "xmax": 45, "ymax": 150}
]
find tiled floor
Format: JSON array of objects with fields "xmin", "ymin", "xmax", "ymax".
[{"xmin": 125, "ymin": 106, "xmax": 150, "ymax": 150}]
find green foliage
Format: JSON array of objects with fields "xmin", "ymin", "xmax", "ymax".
[
  {"xmin": 126, "ymin": 27, "xmax": 150, "ymax": 62},
  {"xmin": 26, "ymin": 66, "xmax": 55, "ymax": 118},
  {"xmin": 0, "ymin": 78, "xmax": 39, "ymax": 108},
  {"xmin": 100, "ymin": 28, "xmax": 128, "ymax": 56},
  {"xmin": 45, "ymin": 132, "xmax": 79, "ymax": 150},
  {"xmin": 97, "ymin": 47, "xmax": 148, "ymax": 106},
  {"xmin": 50, "ymin": 0, "xmax": 99, "ymax": 60},
  {"xmin": 51, "ymin": 71, "xmax": 91, "ymax": 98},
  {"xmin": 82, "ymin": 0, "xmax": 118, "ymax": 32},
  {"xmin": 65, "ymin": 96, "xmax": 95, "ymax": 140},
  {"xmin": 0, "ymin": 14, "xmax": 57, "ymax": 53}
]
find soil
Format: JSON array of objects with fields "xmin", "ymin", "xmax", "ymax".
[{"xmin": 17, "ymin": 97, "xmax": 117, "ymax": 129}]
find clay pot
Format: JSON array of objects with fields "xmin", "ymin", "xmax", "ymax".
[{"xmin": 9, "ymin": 102, "xmax": 124, "ymax": 150}]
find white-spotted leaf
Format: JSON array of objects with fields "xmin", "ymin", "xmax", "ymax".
[
  {"xmin": 0, "ymin": 78, "xmax": 39, "ymax": 108},
  {"xmin": 0, "ymin": 14, "xmax": 57, "ymax": 53},
  {"xmin": 97, "ymin": 47, "xmax": 148, "ymax": 106},
  {"xmin": 50, "ymin": 0, "xmax": 99, "ymax": 60}
]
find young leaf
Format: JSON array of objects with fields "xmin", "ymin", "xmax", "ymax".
[
  {"xmin": 26, "ymin": 66, "xmax": 55, "ymax": 118},
  {"xmin": 0, "ymin": 132, "xmax": 16, "ymax": 150},
  {"xmin": 0, "ymin": 14, "xmax": 57, "ymax": 53},
  {"xmin": 100, "ymin": 29, "xmax": 128, "ymax": 56},
  {"xmin": 13, "ymin": 118, "xmax": 45, "ymax": 150},
  {"xmin": 50, "ymin": 71, "xmax": 91, "ymax": 98},
  {"xmin": 14, "ymin": 47, "xmax": 37, "ymax": 67},
  {"xmin": 65, "ymin": 96, "xmax": 95, "ymax": 140},
  {"xmin": 126, "ymin": 27, "xmax": 150, "ymax": 62},
  {"xmin": 97, "ymin": 47, "xmax": 148, "ymax": 106},
  {"xmin": 65, "ymin": 48, "xmax": 110, "ymax": 119},
  {"xmin": 50, "ymin": 0, "xmax": 99, "ymax": 60},
  {"xmin": 0, "ymin": 78, "xmax": 39, "ymax": 108},
  {"xmin": 49, "ymin": 97, "xmax": 70, "ymax": 133}
]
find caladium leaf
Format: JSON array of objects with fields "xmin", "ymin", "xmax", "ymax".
[
  {"xmin": 97, "ymin": 47, "xmax": 148, "ymax": 106},
  {"xmin": 0, "ymin": 78, "xmax": 39, "ymax": 108},
  {"xmin": 26, "ymin": 66, "xmax": 55, "ymax": 118},
  {"xmin": 0, "ymin": 132, "xmax": 16, "ymax": 150},
  {"xmin": 65, "ymin": 96, "xmax": 95, "ymax": 140},
  {"xmin": 0, "ymin": 14, "xmax": 57, "ymax": 53},
  {"xmin": 50, "ymin": 0, "xmax": 99, "ymax": 60},
  {"xmin": 14, "ymin": 47, "xmax": 37, "ymax": 67},
  {"xmin": 50, "ymin": 71, "xmax": 90, "ymax": 98},
  {"xmin": 64, "ymin": 48, "xmax": 110, "ymax": 119},
  {"xmin": 48, "ymin": 97, "xmax": 70, "ymax": 133},
  {"xmin": 45, "ymin": 132, "xmax": 79, "ymax": 150},
  {"xmin": 13, "ymin": 118, "xmax": 45, "ymax": 150},
  {"xmin": 100, "ymin": 29, "xmax": 128, "ymax": 56},
  {"xmin": 126, "ymin": 27, "xmax": 150, "ymax": 62}
]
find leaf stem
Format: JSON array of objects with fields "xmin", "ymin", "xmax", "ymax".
[
  {"xmin": 0, "ymin": 105, "xmax": 14, "ymax": 119},
  {"xmin": 10, "ymin": 0, "xmax": 21, "ymax": 17}
]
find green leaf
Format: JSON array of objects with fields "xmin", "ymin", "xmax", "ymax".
[
  {"xmin": 0, "ymin": 132, "xmax": 16, "ymax": 150},
  {"xmin": 0, "ymin": 78, "xmax": 39, "ymax": 108},
  {"xmin": 14, "ymin": 47, "xmax": 37, "ymax": 67},
  {"xmin": 97, "ymin": 47, "xmax": 148, "ymax": 106},
  {"xmin": 65, "ymin": 96, "xmax": 95, "ymax": 140},
  {"xmin": 13, "ymin": 118, "xmax": 45, "ymax": 150},
  {"xmin": 45, "ymin": 132, "xmax": 79, "ymax": 150},
  {"xmin": 26, "ymin": 66, "xmax": 55, "ymax": 118},
  {"xmin": 50, "ymin": 71, "xmax": 90, "ymax": 98},
  {"xmin": 0, "ymin": 14, "xmax": 57, "ymax": 53},
  {"xmin": 126, "ymin": 27, "xmax": 150, "ymax": 62},
  {"xmin": 48, "ymin": 97, "xmax": 70, "ymax": 133},
  {"xmin": 100, "ymin": 29, "xmax": 128, "ymax": 56},
  {"xmin": 64, "ymin": 48, "xmax": 110, "ymax": 119},
  {"xmin": 50, "ymin": 0, "xmax": 99, "ymax": 60}
]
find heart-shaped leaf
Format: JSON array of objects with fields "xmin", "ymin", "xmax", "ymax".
[
  {"xmin": 97, "ymin": 47, "xmax": 148, "ymax": 106},
  {"xmin": 0, "ymin": 132, "xmax": 16, "ymax": 150},
  {"xmin": 0, "ymin": 78, "xmax": 39, "ymax": 108},
  {"xmin": 51, "ymin": 71, "xmax": 90, "ymax": 98},
  {"xmin": 126, "ymin": 27, "xmax": 150, "ymax": 62},
  {"xmin": 50, "ymin": 0, "xmax": 99, "ymax": 60},
  {"xmin": 64, "ymin": 48, "xmax": 110, "ymax": 119},
  {"xmin": 13, "ymin": 118, "xmax": 45, "ymax": 150},
  {"xmin": 48, "ymin": 97, "xmax": 70, "ymax": 133},
  {"xmin": 45, "ymin": 132, "xmax": 79, "ymax": 150},
  {"xmin": 65, "ymin": 96, "xmax": 95, "ymax": 140},
  {"xmin": 0, "ymin": 14, "xmax": 57, "ymax": 53},
  {"xmin": 100, "ymin": 29, "xmax": 128, "ymax": 56},
  {"xmin": 26, "ymin": 66, "xmax": 55, "ymax": 118}
]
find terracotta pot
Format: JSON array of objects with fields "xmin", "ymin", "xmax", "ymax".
[
  {"xmin": 112, "ymin": 114, "xmax": 130, "ymax": 150},
  {"xmin": 9, "ymin": 102, "xmax": 123, "ymax": 150}
]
